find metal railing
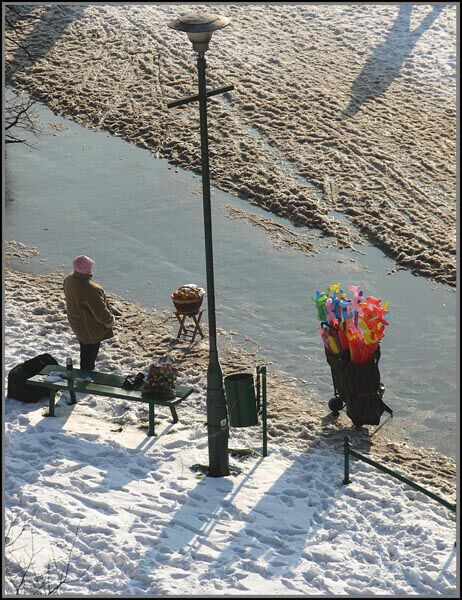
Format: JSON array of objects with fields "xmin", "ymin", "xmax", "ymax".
[
  {"xmin": 257, "ymin": 366, "xmax": 268, "ymax": 457},
  {"xmin": 342, "ymin": 436, "xmax": 456, "ymax": 513}
]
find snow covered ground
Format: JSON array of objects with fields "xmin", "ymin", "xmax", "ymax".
[{"xmin": 4, "ymin": 268, "xmax": 457, "ymax": 596}]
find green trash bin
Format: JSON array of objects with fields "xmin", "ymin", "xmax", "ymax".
[{"xmin": 224, "ymin": 372, "xmax": 258, "ymax": 427}]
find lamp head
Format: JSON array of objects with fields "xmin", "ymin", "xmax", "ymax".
[{"xmin": 168, "ymin": 12, "xmax": 230, "ymax": 53}]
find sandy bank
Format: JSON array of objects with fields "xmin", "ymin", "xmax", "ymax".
[{"xmin": 5, "ymin": 4, "xmax": 457, "ymax": 286}]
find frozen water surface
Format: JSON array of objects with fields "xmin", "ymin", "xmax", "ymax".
[{"xmin": 5, "ymin": 101, "xmax": 457, "ymax": 459}]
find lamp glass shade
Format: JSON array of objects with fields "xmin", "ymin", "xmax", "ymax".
[
  {"xmin": 168, "ymin": 12, "xmax": 230, "ymax": 51},
  {"xmin": 187, "ymin": 31, "xmax": 213, "ymax": 44}
]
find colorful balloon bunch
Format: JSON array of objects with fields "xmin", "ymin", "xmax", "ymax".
[{"xmin": 312, "ymin": 283, "xmax": 390, "ymax": 365}]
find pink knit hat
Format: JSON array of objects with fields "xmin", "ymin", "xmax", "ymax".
[{"xmin": 73, "ymin": 255, "xmax": 95, "ymax": 274}]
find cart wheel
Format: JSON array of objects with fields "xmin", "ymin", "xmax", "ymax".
[{"xmin": 328, "ymin": 396, "xmax": 343, "ymax": 415}]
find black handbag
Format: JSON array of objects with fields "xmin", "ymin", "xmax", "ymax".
[{"xmin": 7, "ymin": 353, "xmax": 59, "ymax": 403}]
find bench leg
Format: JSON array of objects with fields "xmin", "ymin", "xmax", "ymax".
[
  {"xmin": 47, "ymin": 389, "xmax": 57, "ymax": 417},
  {"xmin": 148, "ymin": 402, "xmax": 156, "ymax": 436},
  {"xmin": 69, "ymin": 390, "xmax": 77, "ymax": 405},
  {"xmin": 170, "ymin": 405, "xmax": 179, "ymax": 424}
]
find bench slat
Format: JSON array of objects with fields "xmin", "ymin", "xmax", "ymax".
[
  {"xmin": 25, "ymin": 365, "xmax": 194, "ymax": 437},
  {"xmin": 26, "ymin": 365, "xmax": 193, "ymax": 404}
]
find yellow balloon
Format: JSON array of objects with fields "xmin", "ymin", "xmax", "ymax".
[{"xmin": 328, "ymin": 336, "xmax": 339, "ymax": 353}]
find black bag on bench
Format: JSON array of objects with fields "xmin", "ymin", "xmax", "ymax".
[{"xmin": 7, "ymin": 353, "xmax": 59, "ymax": 403}]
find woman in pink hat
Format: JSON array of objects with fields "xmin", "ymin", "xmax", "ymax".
[{"xmin": 63, "ymin": 256, "xmax": 115, "ymax": 372}]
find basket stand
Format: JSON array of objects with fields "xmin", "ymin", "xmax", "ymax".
[{"xmin": 174, "ymin": 308, "xmax": 206, "ymax": 342}]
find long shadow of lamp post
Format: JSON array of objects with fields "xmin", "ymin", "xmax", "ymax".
[{"xmin": 167, "ymin": 13, "xmax": 233, "ymax": 477}]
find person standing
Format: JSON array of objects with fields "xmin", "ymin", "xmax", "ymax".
[{"xmin": 63, "ymin": 255, "xmax": 115, "ymax": 372}]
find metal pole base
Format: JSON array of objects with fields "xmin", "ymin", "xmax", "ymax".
[{"xmin": 206, "ymin": 356, "xmax": 229, "ymax": 477}]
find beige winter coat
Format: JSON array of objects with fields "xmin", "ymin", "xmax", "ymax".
[{"xmin": 63, "ymin": 272, "xmax": 114, "ymax": 344}]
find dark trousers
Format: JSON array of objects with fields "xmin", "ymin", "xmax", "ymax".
[{"xmin": 79, "ymin": 342, "xmax": 101, "ymax": 372}]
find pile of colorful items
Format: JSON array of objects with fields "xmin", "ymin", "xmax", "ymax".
[
  {"xmin": 142, "ymin": 361, "xmax": 178, "ymax": 398},
  {"xmin": 312, "ymin": 284, "xmax": 390, "ymax": 365}
]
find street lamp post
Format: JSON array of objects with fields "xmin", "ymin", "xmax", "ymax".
[{"xmin": 167, "ymin": 13, "xmax": 231, "ymax": 477}]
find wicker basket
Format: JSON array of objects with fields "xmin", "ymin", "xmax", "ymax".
[
  {"xmin": 172, "ymin": 297, "xmax": 203, "ymax": 313},
  {"xmin": 171, "ymin": 285, "xmax": 204, "ymax": 314}
]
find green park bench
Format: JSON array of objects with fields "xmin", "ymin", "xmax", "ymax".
[{"xmin": 26, "ymin": 364, "xmax": 194, "ymax": 436}]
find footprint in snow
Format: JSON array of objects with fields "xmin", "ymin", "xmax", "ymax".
[
  {"xmin": 67, "ymin": 492, "xmax": 118, "ymax": 514},
  {"xmin": 281, "ymin": 487, "xmax": 309, "ymax": 499},
  {"xmin": 128, "ymin": 467, "xmax": 146, "ymax": 477}
]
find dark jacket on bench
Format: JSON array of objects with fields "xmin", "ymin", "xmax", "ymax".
[{"xmin": 63, "ymin": 272, "xmax": 114, "ymax": 344}]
